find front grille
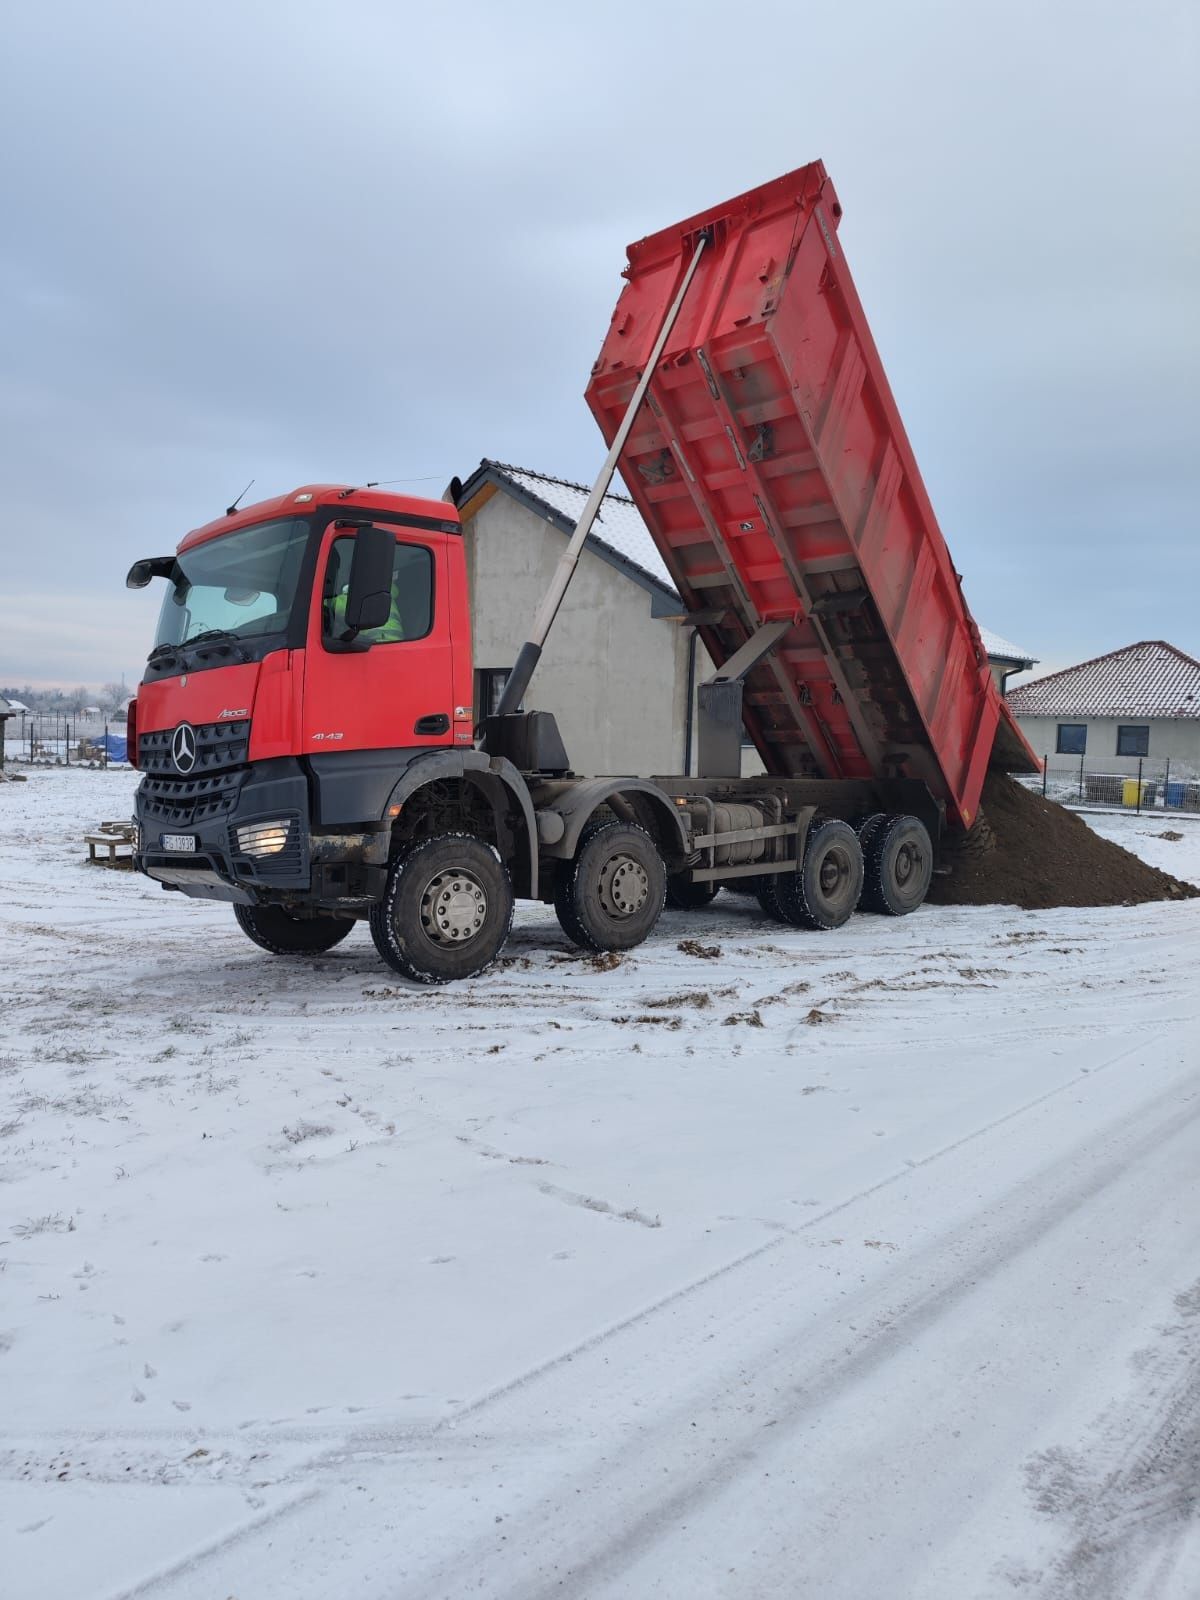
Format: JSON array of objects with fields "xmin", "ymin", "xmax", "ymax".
[
  {"xmin": 139, "ymin": 766, "xmax": 247, "ymax": 827},
  {"xmin": 139, "ymin": 719, "xmax": 250, "ymax": 777},
  {"xmin": 137, "ymin": 719, "xmax": 250, "ymax": 827}
]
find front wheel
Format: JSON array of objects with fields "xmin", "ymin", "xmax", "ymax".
[
  {"xmin": 234, "ymin": 903, "xmax": 355, "ymax": 955},
  {"xmin": 368, "ymin": 832, "xmax": 514, "ymax": 984},
  {"xmin": 554, "ymin": 821, "xmax": 666, "ymax": 952}
]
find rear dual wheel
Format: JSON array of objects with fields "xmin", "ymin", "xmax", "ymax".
[
  {"xmin": 757, "ymin": 819, "xmax": 864, "ymax": 931},
  {"xmin": 860, "ymin": 814, "xmax": 933, "ymax": 916}
]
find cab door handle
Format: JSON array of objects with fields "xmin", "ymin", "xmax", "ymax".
[{"xmin": 415, "ymin": 713, "xmax": 450, "ymax": 736}]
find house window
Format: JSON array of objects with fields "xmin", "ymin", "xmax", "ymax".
[
  {"xmin": 1116, "ymin": 724, "xmax": 1149, "ymax": 757},
  {"xmin": 1056, "ymin": 724, "xmax": 1087, "ymax": 755},
  {"xmin": 475, "ymin": 668, "xmax": 512, "ymax": 719}
]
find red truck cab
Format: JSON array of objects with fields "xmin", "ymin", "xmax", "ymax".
[{"xmin": 128, "ymin": 485, "xmax": 478, "ymax": 911}]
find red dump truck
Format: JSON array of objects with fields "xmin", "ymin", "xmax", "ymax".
[{"xmin": 126, "ymin": 161, "xmax": 1037, "ymax": 983}]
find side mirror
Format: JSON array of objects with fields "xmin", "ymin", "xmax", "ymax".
[
  {"xmin": 126, "ymin": 555, "xmax": 176, "ymax": 589},
  {"xmin": 342, "ymin": 525, "xmax": 394, "ymax": 636}
]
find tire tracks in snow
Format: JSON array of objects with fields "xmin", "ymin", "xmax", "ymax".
[{"xmin": 124, "ymin": 1041, "xmax": 1200, "ymax": 1600}]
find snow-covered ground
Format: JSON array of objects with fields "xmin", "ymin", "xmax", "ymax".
[{"xmin": 2, "ymin": 768, "xmax": 1199, "ymax": 1600}]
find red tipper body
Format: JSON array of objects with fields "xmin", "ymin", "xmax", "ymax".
[{"xmin": 585, "ymin": 162, "xmax": 1037, "ymax": 829}]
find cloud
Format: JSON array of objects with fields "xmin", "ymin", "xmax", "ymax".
[{"xmin": 1, "ymin": 0, "xmax": 1196, "ymax": 686}]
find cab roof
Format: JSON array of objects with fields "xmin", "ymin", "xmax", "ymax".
[{"xmin": 178, "ymin": 484, "xmax": 460, "ymax": 552}]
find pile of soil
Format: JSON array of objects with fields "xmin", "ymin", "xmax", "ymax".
[{"xmin": 927, "ymin": 771, "xmax": 1199, "ymax": 911}]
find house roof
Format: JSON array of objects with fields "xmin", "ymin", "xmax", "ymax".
[
  {"xmin": 977, "ymin": 627, "xmax": 1037, "ymax": 668},
  {"xmin": 1006, "ymin": 641, "xmax": 1200, "ymax": 720},
  {"xmin": 461, "ymin": 461, "xmax": 1032, "ymax": 657},
  {"xmin": 462, "ymin": 461, "xmax": 676, "ymax": 599},
  {"xmin": 0, "ymin": 695, "xmax": 17, "ymax": 719}
]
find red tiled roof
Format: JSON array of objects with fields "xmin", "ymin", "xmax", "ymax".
[{"xmin": 1006, "ymin": 641, "xmax": 1200, "ymax": 719}]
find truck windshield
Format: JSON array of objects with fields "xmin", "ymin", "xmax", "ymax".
[{"xmin": 152, "ymin": 516, "xmax": 310, "ymax": 651}]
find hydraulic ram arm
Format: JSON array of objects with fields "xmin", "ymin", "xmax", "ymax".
[{"xmin": 492, "ymin": 231, "xmax": 710, "ymax": 720}]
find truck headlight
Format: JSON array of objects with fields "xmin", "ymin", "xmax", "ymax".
[{"xmin": 237, "ymin": 819, "xmax": 291, "ymax": 857}]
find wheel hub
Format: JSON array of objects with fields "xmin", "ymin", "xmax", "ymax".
[
  {"xmin": 598, "ymin": 853, "xmax": 649, "ymax": 918},
  {"xmin": 420, "ymin": 868, "xmax": 488, "ymax": 945},
  {"xmin": 893, "ymin": 841, "xmax": 920, "ymax": 887},
  {"xmin": 819, "ymin": 846, "xmax": 852, "ymax": 894}
]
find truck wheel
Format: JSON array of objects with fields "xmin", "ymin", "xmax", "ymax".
[
  {"xmin": 234, "ymin": 903, "xmax": 355, "ymax": 955},
  {"xmin": 665, "ymin": 875, "xmax": 719, "ymax": 911},
  {"xmin": 554, "ymin": 822, "xmax": 666, "ymax": 952},
  {"xmin": 368, "ymin": 832, "xmax": 514, "ymax": 985},
  {"xmin": 861, "ymin": 814, "xmax": 933, "ymax": 916},
  {"xmin": 766, "ymin": 819, "xmax": 864, "ymax": 931},
  {"xmin": 855, "ymin": 812, "xmax": 888, "ymax": 855}
]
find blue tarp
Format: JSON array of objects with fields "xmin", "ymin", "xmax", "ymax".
[{"xmin": 92, "ymin": 733, "xmax": 128, "ymax": 763}]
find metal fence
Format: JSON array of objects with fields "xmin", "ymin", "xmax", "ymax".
[
  {"xmin": 1029, "ymin": 754, "xmax": 1200, "ymax": 814},
  {"xmin": 6, "ymin": 712, "xmax": 128, "ymax": 768}
]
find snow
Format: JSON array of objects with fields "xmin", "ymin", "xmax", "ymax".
[
  {"xmin": 976, "ymin": 625, "xmax": 1037, "ymax": 665},
  {"xmin": 2, "ymin": 768, "xmax": 1199, "ymax": 1599}
]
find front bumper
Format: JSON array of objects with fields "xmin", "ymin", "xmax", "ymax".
[{"xmin": 134, "ymin": 765, "xmax": 388, "ymax": 907}]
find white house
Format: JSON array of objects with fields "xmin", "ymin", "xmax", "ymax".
[
  {"xmin": 457, "ymin": 461, "xmax": 1030, "ymax": 780},
  {"xmin": 1007, "ymin": 640, "xmax": 1200, "ymax": 776},
  {"xmin": 977, "ymin": 628, "xmax": 1038, "ymax": 692}
]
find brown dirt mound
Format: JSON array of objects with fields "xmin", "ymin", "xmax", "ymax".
[{"xmin": 926, "ymin": 772, "xmax": 1199, "ymax": 910}]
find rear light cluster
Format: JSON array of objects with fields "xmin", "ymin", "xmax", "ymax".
[
  {"xmin": 126, "ymin": 698, "xmax": 138, "ymax": 769},
  {"xmin": 236, "ymin": 819, "xmax": 291, "ymax": 857}
]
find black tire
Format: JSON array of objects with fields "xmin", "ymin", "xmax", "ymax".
[
  {"xmin": 665, "ymin": 874, "xmax": 719, "ymax": 911},
  {"xmin": 770, "ymin": 819, "xmax": 864, "ymax": 930},
  {"xmin": 554, "ymin": 821, "xmax": 666, "ymax": 952},
  {"xmin": 722, "ymin": 875, "xmax": 768, "ymax": 897},
  {"xmin": 855, "ymin": 811, "xmax": 888, "ymax": 856},
  {"xmin": 233, "ymin": 903, "xmax": 355, "ymax": 955},
  {"xmin": 368, "ymin": 832, "xmax": 514, "ymax": 984},
  {"xmin": 861, "ymin": 814, "xmax": 933, "ymax": 916},
  {"xmin": 755, "ymin": 875, "xmax": 785, "ymax": 920}
]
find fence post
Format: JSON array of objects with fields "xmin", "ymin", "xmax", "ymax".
[
  {"xmin": 1164, "ymin": 756, "xmax": 1171, "ymax": 810},
  {"xmin": 1136, "ymin": 756, "xmax": 1143, "ymax": 815},
  {"xmin": 1079, "ymin": 751, "xmax": 1085, "ymax": 801},
  {"xmin": 1043, "ymin": 756, "xmax": 1048, "ymax": 798},
  {"xmin": 103, "ymin": 720, "xmax": 109, "ymax": 771}
]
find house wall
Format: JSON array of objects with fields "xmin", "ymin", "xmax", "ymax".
[
  {"xmin": 464, "ymin": 492, "xmax": 694, "ymax": 777},
  {"xmin": 1015, "ymin": 714, "xmax": 1200, "ymax": 775}
]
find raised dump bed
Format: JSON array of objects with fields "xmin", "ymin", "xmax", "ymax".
[{"xmin": 585, "ymin": 161, "xmax": 1036, "ymax": 830}]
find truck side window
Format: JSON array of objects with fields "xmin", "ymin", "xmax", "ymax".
[{"xmin": 322, "ymin": 534, "xmax": 434, "ymax": 645}]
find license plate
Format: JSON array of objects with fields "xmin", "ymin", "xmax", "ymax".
[{"xmin": 160, "ymin": 834, "xmax": 197, "ymax": 853}]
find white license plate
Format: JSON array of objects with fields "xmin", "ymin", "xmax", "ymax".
[{"xmin": 160, "ymin": 833, "xmax": 197, "ymax": 853}]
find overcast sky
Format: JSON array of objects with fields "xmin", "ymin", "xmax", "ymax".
[{"xmin": 1, "ymin": 0, "xmax": 1196, "ymax": 690}]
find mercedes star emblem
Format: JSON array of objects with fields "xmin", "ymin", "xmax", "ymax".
[{"xmin": 172, "ymin": 722, "xmax": 197, "ymax": 773}]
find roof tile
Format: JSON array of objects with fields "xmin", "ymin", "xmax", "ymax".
[{"xmin": 1006, "ymin": 641, "xmax": 1200, "ymax": 720}]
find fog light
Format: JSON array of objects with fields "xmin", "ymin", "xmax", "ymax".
[{"xmin": 237, "ymin": 819, "xmax": 290, "ymax": 857}]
